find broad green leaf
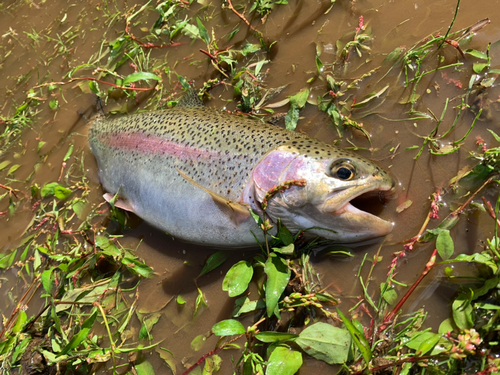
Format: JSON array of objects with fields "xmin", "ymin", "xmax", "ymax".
[
  {"xmin": 264, "ymin": 254, "xmax": 290, "ymax": 317},
  {"xmin": 199, "ymin": 251, "xmax": 229, "ymax": 277},
  {"xmin": 54, "ymin": 185, "xmax": 72, "ymax": 200},
  {"xmin": 438, "ymin": 318, "xmax": 454, "ymax": 334},
  {"xmin": 123, "ymin": 72, "xmax": 161, "ymax": 85},
  {"xmin": 473, "ymin": 62, "xmax": 489, "ymax": 74},
  {"xmin": 256, "ymin": 332, "xmax": 298, "ymax": 343},
  {"xmin": 417, "ymin": 333, "xmax": 441, "ymax": 355},
  {"xmin": 452, "ymin": 294, "xmax": 474, "ymax": 330},
  {"xmin": 266, "ymin": 345, "xmax": 302, "ymax": 375},
  {"xmin": 436, "ymin": 229, "xmax": 454, "ymax": 260},
  {"xmin": 7, "ymin": 164, "xmax": 20, "ymax": 175},
  {"xmin": 295, "ymin": 322, "xmax": 351, "ymax": 364},
  {"xmin": 289, "ymin": 88, "xmax": 309, "ymax": 108},
  {"xmin": 212, "ymin": 319, "xmax": 245, "ymax": 336},
  {"xmin": 122, "ymin": 257, "xmax": 155, "ymax": 278},
  {"xmin": 0, "ymin": 160, "xmax": 11, "ymax": 171},
  {"xmin": 134, "ymin": 360, "xmax": 155, "ymax": 375},
  {"xmin": 272, "ymin": 243, "xmax": 294, "ymax": 255},
  {"xmin": 465, "ymin": 49, "xmax": 488, "ymax": 60},
  {"xmin": 59, "ymin": 309, "xmax": 98, "ymax": 355},
  {"xmin": 222, "ymin": 260, "xmax": 253, "ymax": 297},
  {"xmin": 405, "ymin": 331, "xmax": 448, "ymax": 355},
  {"xmin": 233, "ymin": 296, "xmax": 265, "ymax": 317},
  {"xmin": 11, "ymin": 311, "xmax": 27, "ymax": 333},
  {"xmin": 0, "ymin": 250, "xmax": 17, "ymax": 269},
  {"xmin": 41, "ymin": 268, "xmax": 54, "ymax": 295}
]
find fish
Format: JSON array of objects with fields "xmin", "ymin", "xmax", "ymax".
[{"xmin": 88, "ymin": 90, "xmax": 396, "ymax": 247}]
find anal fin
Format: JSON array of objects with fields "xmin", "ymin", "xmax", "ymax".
[{"xmin": 103, "ymin": 193, "xmax": 135, "ymax": 213}]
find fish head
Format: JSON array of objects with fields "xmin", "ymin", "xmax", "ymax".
[{"xmin": 250, "ymin": 140, "xmax": 396, "ymax": 243}]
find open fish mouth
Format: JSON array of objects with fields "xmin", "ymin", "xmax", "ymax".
[{"xmin": 326, "ymin": 182, "xmax": 397, "ymax": 236}]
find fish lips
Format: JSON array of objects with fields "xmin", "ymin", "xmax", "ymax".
[{"xmin": 321, "ymin": 180, "xmax": 396, "ymax": 239}]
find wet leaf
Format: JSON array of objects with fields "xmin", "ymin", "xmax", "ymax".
[
  {"xmin": 41, "ymin": 268, "xmax": 54, "ymax": 295},
  {"xmin": 11, "ymin": 310, "xmax": 27, "ymax": 333},
  {"xmin": 351, "ymin": 85, "xmax": 389, "ymax": 108},
  {"xmin": 203, "ymin": 355, "xmax": 222, "ymax": 374},
  {"xmin": 196, "ymin": 17, "xmax": 210, "ymax": 45},
  {"xmin": 405, "ymin": 332, "xmax": 447, "ymax": 355},
  {"xmin": 199, "ymin": 251, "xmax": 229, "ymax": 277},
  {"xmin": 59, "ymin": 309, "xmax": 98, "ymax": 355},
  {"xmin": 337, "ymin": 309, "xmax": 371, "ymax": 364},
  {"xmin": 452, "ymin": 294, "xmax": 474, "ymax": 330},
  {"xmin": 438, "ymin": 318, "xmax": 454, "ymax": 334},
  {"xmin": 264, "ymin": 254, "xmax": 290, "ymax": 317},
  {"xmin": 191, "ymin": 334, "xmax": 207, "ymax": 351},
  {"xmin": 0, "ymin": 250, "xmax": 17, "ymax": 269},
  {"xmin": 194, "ymin": 287, "xmax": 208, "ymax": 316},
  {"xmin": 417, "ymin": 333, "xmax": 441, "ymax": 355},
  {"xmin": 382, "ymin": 286, "xmax": 397, "ymax": 305},
  {"xmin": 134, "ymin": 360, "xmax": 155, "ymax": 375},
  {"xmin": 7, "ymin": 164, "xmax": 20, "ymax": 175},
  {"xmin": 222, "ymin": 260, "xmax": 253, "ymax": 297},
  {"xmin": 285, "ymin": 103, "xmax": 299, "ymax": 131},
  {"xmin": 266, "ymin": 345, "xmax": 302, "ymax": 375},
  {"xmin": 396, "ymin": 200, "xmax": 412, "ymax": 213},
  {"xmin": 473, "ymin": 62, "xmax": 489, "ymax": 74},
  {"xmin": 488, "ymin": 129, "xmax": 500, "ymax": 143},
  {"xmin": 212, "ymin": 319, "xmax": 245, "ymax": 336},
  {"xmin": 176, "ymin": 295, "xmax": 186, "ymax": 305},
  {"xmin": 255, "ymin": 332, "xmax": 298, "ymax": 343},
  {"xmin": 0, "ymin": 160, "xmax": 11, "ymax": 171},
  {"xmin": 465, "ymin": 49, "xmax": 488, "ymax": 60},
  {"xmin": 138, "ymin": 312, "xmax": 162, "ymax": 340},
  {"xmin": 272, "ymin": 243, "xmax": 294, "ymax": 255},
  {"xmin": 63, "ymin": 144, "xmax": 74, "ymax": 161},
  {"xmin": 233, "ymin": 296, "xmax": 265, "ymax": 317},
  {"xmin": 436, "ymin": 229, "xmax": 454, "ymax": 260},
  {"xmin": 123, "ymin": 72, "xmax": 161, "ymax": 85},
  {"xmin": 295, "ymin": 322, "xmax": 351, "ymax": 364}
]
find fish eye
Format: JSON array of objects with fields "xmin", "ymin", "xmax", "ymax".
[{"xmin": 330, "ymin": 161, "xmax": 356, "ymax": 180}]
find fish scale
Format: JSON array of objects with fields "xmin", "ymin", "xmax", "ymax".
[{"xmin": 89, "ymin": 103, "xmax": 395, "ymax": 247}]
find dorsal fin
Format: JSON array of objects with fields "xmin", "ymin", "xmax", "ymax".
[
  {"xmin": 176, "ymin": 168, "xmax": 250, "ymax": 225},
  {"xmin": 177, "ymin": 87, "xmax": 205, "ymax": 108}
]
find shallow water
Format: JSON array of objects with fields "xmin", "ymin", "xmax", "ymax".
[{"xmin": 1, "ymin": 0, "xmax": 499, "ymax": 373}]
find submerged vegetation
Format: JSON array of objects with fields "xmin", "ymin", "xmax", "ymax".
[{"xmin": 0, "ymin": 0, "xmax": 500, "ymax": 374}]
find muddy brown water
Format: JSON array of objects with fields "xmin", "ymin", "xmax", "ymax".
[{"xmin": 1, "ymin": 0, "xmax": 500, "ymax": 373}]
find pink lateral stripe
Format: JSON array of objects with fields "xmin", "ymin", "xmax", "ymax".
[{"xmin": 100, "ymin": 132, "xmax": 220, "ymax": 160}]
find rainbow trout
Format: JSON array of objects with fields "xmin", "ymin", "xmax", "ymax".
[{"xmin": 89, "ymin": 91, "xmax": 395, "ymax": 247}]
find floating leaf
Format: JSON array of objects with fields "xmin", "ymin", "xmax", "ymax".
[
  {"xmin": 436, "ymin": 229, "xmax": 454, "ymax": 260},
  {"xmin": 199, "ymin": 251, "xmax": 229, "ymax": 277},
  {"xmin": 222, "ymin": 260, "xmax": 253, "ymax": 297},
  {"xmin": 266, "ymin": 345, "xmax": 302, "ymax": 375},
  {"xmin": 134, "ymin": 360, "xmax": 156, "ymax": 375},
  {"xmin": 212, "ymin": 319, "xmax": 245, "ymax": 336},
  {"xmin": 295, "ymin": 322, "xmax": 351, "ymax": 364},
  {"xmin": 123, "ymin": 72, "xmax": 161, "ymax": 85},
  {"xmin": 396, "ymin": 200, "xmax": 412, "ymax": 213}
]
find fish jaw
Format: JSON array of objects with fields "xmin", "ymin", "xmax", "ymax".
[{"xmin": 250, "ymin": 145, "xmax": 396, "ymax": 243}]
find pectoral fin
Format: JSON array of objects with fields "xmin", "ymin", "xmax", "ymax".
[
  {"xmin": 103, "ymin": 193, "xmax": 135, "ymax": 213},
  {"xmin": 176, "ymin": 168, "xmax": 249, "ymax": 225}
]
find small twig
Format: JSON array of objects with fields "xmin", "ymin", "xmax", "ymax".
[{"xmin": 226, "ymin": 0, "xmax": 259, "ymax": 33}]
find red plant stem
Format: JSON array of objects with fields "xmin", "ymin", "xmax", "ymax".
[
  {"xmin": 226, "ymin": 0, "xmax": 259, "ymax": 33},
  {"xmin": 379, "ymin": 249, "xmax": 437, "ymax": 332},
  {"xmin": 482, "ymin": 196, "xmax": 500, "ymax": 228},
  {"xmin": 353, "ymin": 355, "xmax": 432, "ymax": 375},
  {"xmin": 180, "ymin": 334, "xmax": 244, "ymax": 375}
]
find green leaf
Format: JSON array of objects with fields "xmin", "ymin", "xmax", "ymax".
[
  {"xmin": 266, "ymin": 345, "xmax": 302, "ymax": 375},
  {"xmin": 54, "ymin": 185, "xmax": 72, "ymax": 200},
  {"xmin": 438, "ymin": 318, "xmax": 454, "ymax": 334},
  {"xmin": 176, "ymin": 295, "xmax": 186, "ymax": 305},
  {"xmin": 272, "ymin": 243, "xmax": 294, "ymax": 255},
  {"xmin": 0, "ymin": 250, "xmax": 17, "ymax": 269},
  {"xmin": 488, "ymin": 129, "xmax": 500, "ymax": 143},
  {"xmin": 7, "ymin": 164, "xmax": 20, "ymax": 175},
  {"xmin": 63, "ymin": 144, "xmax": 74, "ymax": 161},
  {"xmin": 134, "ymin": 360, "xmax": 156, "ymax": 375},
  {"xmin": 59, "ymin": 309, "xmax": 98, "ymax": 355},
  {"xmin": 233, "ymin": 296, "xmax": 265, "ymax": 317},
  {"xmin": 190, "ymin": 334, "xmax": 207, "ymax": 351},
  {"xmin": 123, "ymin": 72, "xmax": 161, "ymax": 85},
  {"xmin": 473, "ymin": 62, "xmax": 489, "ymax": 74},
  {"xmin": 11, "ymin": 311, "xmax": 27, "ymax": 333},
  {"xmin": 285, "ymin": 103, "xmax": 299, "ymax": 131},
  {"xmin": 196, "ymin": 17, "xmax": 210, "ymax": 44},
  {"xmin": 296, "ymin": 322, "xmax": 351, "ymax": 364},
  {"xmin": 264, "ymin": 254, "xmax": 290, "ymax": 317},
  {"xmin": 452, "ymin": 294, "xmax": 474, "ymax": 330},
  {"xmin": 177, "ymin": 75, "xmax": 190, "ymax": 90},
  {"xmin": 222, "ymin": 260, "xmax": 253, "ymax": 297},
  {"xmin": 212, "ymin": 319, "xmax": 245, "ymax": 336},
  {"xmin": 199, "ymin": 251, "xmax": 229, "ymax": 277},
  {"xmin": 122, "ymin": 257, "xmax": 155, "ymax": 278},
  {"xmin": 436, "ymin": 229, "xmax": 454, "ymax": 260},
  {"xmin": 337, "ymin": 309, "xmax": 371, "ymax": 364},
  {"xmin": 465, "ymin": 49, "xmax": 488, "ymax": 60},
  {"xmin": 0, "ymin": 160, "xmax": 11, "ymax": 171},
  {"xmin": 41, "ymin": 268, "xmax": 54, "ymax": 295},
  {"xmin": 289, "ymin": 88, "xmax": 309, "ymax": 108},
  {"xmin": 256, "ymin": 332, "xmax": 298, "ymax": 343},
  {"xmin": 416, "ymin": 333, "xmax": 441, "ymax": 355}
]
